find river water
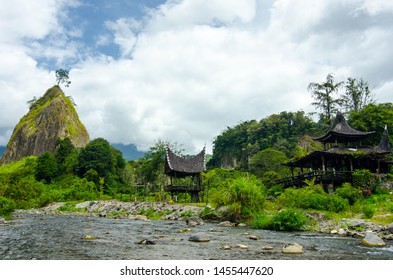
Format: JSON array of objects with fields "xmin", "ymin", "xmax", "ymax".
[{"xmin": 0, "ymin": 213, "xmax": 392, "ymax": 260}]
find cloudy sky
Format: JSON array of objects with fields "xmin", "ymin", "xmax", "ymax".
[{"xmin": 1, "ymin": 0, "xmax": 392, "ymax": 154}]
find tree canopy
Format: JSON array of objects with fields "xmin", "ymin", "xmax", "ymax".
[
  {"xmin": 308, "ymin": 73, "xmax": 344, "ymax": 124},
  {"xmin": 55, "ymin": 69, "xmax": 71, "ymax": 87}
]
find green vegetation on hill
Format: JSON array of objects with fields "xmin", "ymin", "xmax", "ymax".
[{"xmin": 1, "ymin": 85, "xmax": 89, "ymax": 165}]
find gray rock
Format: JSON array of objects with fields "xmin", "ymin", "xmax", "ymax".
[
  {"xmin": 384, "ymin": 234, "xmax": 393, "ymax": 240},
  {"xmin": 347, "ymin": 218, "xmax": 366, "ymax": 230},
  {"xmin": 218, "ymin": 221, "xmax": 235, "ymax": 227},
  {"xmin": 99, "ymin": 211, "xmax": 107, "ymax": 217},
  {"xmin": 361, "ymin": 233, "xmax": 386, "ymax": 247},
  {"xmin": 188, "ymin": 232, "xmax": 210, "ymax": 242},
  {"xmin": 282, "ymin": 243, "xmax": 303, "ymax": 254},
  {"xmin": 75, "ymin": 201, "xmax": 92, "ymax": 209},
  {"xmin": 186, "ymin": 216, "xmax": 204, "ymax": 227},
  {"xmin": 0, "ymin": 217, "xmax": 5, "ymax": 224},
  {"xmin": 386, "ymin": 223, "xmax": 393, "ymax": 234}
]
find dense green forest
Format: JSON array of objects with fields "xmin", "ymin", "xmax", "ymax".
[{"xmin": 1, "ymin": 75, "xmax": 393, "ymax": 231}]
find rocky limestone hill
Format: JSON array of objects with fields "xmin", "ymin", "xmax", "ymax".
[{"xmin": 0, "ymin": 86, "xmax": 89, "ymax": 164}]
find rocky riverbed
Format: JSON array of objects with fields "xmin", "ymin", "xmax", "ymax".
[{"xmin": 1, "ymin": 201, "xmax": 393, "ymax": 260}]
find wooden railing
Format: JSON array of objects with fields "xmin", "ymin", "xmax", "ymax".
[{"xmin": 276, "ymin": 171, "xmax": 353, "ymax": 188}]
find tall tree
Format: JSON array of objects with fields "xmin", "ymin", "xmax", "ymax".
[
  {"xmin": 341, "ymin": 77, "xmax": 375, "ymax": 113},
  {"xmin": 139, "ymin": 140, "xmax": 183, "ymax": 186},
  {"xmin": 55, "ymin": 69, "xmax": 71, "ymax": 87},
  {"xmin": 308, "ymin": 73, "xmax": 344, "ymax": 125}
]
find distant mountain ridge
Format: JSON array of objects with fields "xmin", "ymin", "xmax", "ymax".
[
  {"xmin": 0, "ymin": 143, "xmax": 144, "ymax": 162},
  {"xmin": 0, "ymin": 146, "xmax": 5, "ymax": 158},
  {"xmin": 111, "ymin": 143, "xmax": 145, "ymax": 161},
  {"xmin": 0, "ymin": 144, "xmax": 144, "ymax": 162}
]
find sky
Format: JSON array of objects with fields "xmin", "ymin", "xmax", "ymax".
[{"xmin": 0, "ymin": 0, "xmax": 392, "ymax": 154}]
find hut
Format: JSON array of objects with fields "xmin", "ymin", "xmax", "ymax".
[
  {"xmin": 277, "ymin": 112, "xmax": 392, "ymax": 189},
  {"xmin": 164, "ymin": 147, "xmax": 206, "ymax": 202}
]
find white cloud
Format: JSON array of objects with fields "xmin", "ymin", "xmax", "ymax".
[
  {"xmin": 361, "ymin": 0, "xmax": 393, "ymax": 15},
  {"xmin": 105, "ymin": 17, "xmax": 142, "ymax": 57},
  {"xmin": 1, "ymin": 0, "xmax": 393, "ymax": 155},
  {"xmin": 147, "ymin": 0, "xmax": 256, "ymax": 30}
]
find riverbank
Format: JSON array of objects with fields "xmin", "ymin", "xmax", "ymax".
[{"xmin": 8, "ymin": 200, "xmax": 393, "ymax": 242}]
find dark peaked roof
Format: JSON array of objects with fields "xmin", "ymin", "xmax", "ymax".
[
  {"xmin": 314, "ymin": 111, "xmax": 375, "ymax": 143},
  {"xmin": 165, "ymin": 147, "xmax": 206, "ymax": 177},
  {"xmin": 374, "ymin": 125, "xmax": 391, "ymax": 153}
]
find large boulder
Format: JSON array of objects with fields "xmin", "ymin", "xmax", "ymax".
[
  {"xmin": 188, "ymin": 232, "xmax": 210, "ymax": 242},
  {"xmin": 0, "ymin": 86, "xmax": 89, "ymax": 164},
  {"xmin": 361, "ymin": 233, "xmax": 386, "ymax": 247}
]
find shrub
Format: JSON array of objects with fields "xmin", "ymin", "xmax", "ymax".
[
  {"xmin": 208, "ymin": 173, "xmax": 266, "ymax": 221},
  {"xmin": 252, "ymin": 213, "xmax": 273, "ymax": 229},
  {"xmin": 0, "ymin": 196, "xmax": 16, "ymax": 217},
  {"xmin": 362, "ymin": 204, "xmax": 376, "ymax": 219},
  {"xmin": 278, "ymin": 186, "xmax": 349, "ymax": 212},
  {"xmin": 270, "ymin": 209, "xmax": 307, "ymax": 231},
  {"xmin": 253, "ymin": 209, "xmax": 307, "ymax": 231},
  {"xmin": 335, "ymin": 183, "xmax": 361, "ymax": 205}
]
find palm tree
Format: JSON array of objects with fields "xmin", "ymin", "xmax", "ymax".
[{"xmin": 308, "ymin": 73, "xmax": 343, "ymax": 125}]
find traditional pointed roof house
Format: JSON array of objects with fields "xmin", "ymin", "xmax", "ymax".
[
  {"xmin": 164, "ymin": 147, "xmax": 206, "ymax": 202},
  {"xmin": 278, "ymin": 112, "xmax": 392, "ymax": 189},
  {"xmin": 313, "ymin": 111, "xmax": 375, "ymax": 147}
]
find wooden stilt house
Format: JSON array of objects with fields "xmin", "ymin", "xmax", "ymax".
[{"xmin": 164, "ymin": 147, "xmax": 206, "ymax": 202}]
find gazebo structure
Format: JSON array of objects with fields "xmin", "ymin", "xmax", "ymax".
[
  {"xmin": 277, "ymin": 112, "xmax": 392, "ymax": 189},
  {"xmin": 164, "ymin": 147, "xmax": 206, "ymax": 202}
]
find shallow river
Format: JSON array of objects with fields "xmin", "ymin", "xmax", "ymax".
[{"xmin": 1, "ymin": 213, "xmax": 392, "ymax": 260}]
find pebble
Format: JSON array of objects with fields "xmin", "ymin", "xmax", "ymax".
[
  {"xmin": 249, "ymin": 235, "xmax": 260, "ymax": 240},
  {"xmin": 236, "ymin": 244, "xmax": 248, "ymax": 249},
  {"xmin": 220, "ymin": 245, "xmax": 231, "ymax": 250},
  {"xmin": 83, "ymin": 235, "xmax": 97, "ymax": 240},
  {"xmin": 137, "ymin": 239, "xmax": 156, "ymax": 245}
]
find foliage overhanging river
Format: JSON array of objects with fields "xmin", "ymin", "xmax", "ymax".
[{"xmin": 1, "ymin": 213, "xmax": 392, "ymax": 260}]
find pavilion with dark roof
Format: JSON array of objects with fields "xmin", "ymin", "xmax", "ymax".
[
  {"xmin": 164, "ymin": 147, "xmax": 206, "ymax": 202},
  {"xmin": 276, "ymin": 112, "xmax": 392, "ymax": 189}
]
